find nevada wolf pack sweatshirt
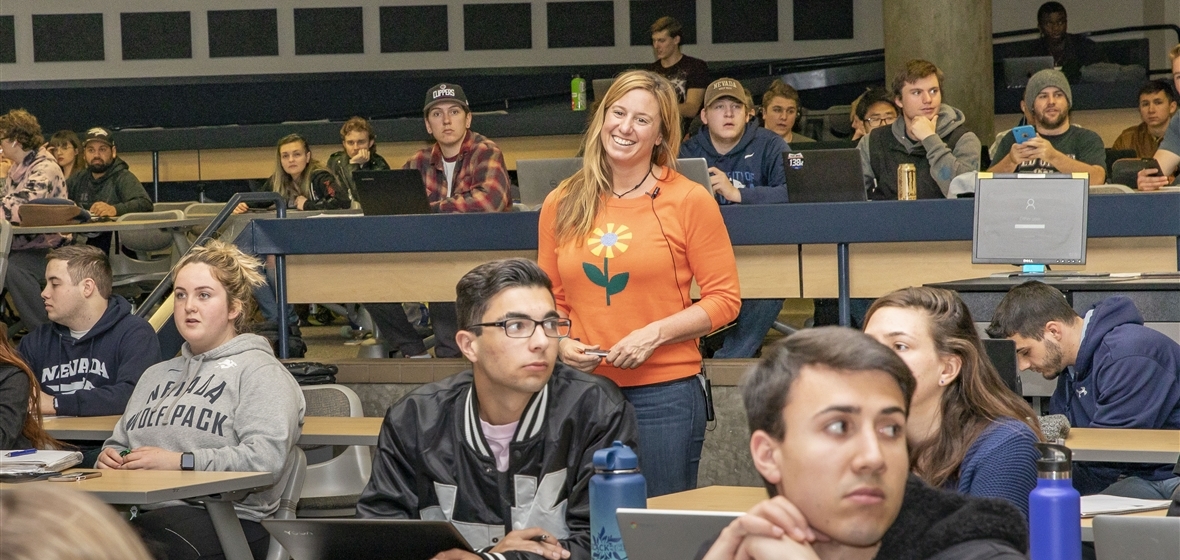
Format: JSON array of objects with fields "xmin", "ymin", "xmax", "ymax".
[
  {"xmin": 102, "ymin": 334, "xmax": 305, "ymax": 521},
  {"xmin": 19, "ymin": 295, "xmax": 160, "ymax": 416}
]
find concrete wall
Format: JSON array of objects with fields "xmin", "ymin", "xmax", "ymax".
[{"xmin": 1, "ymin": 0, "xmax": 885, "ymax": 84}]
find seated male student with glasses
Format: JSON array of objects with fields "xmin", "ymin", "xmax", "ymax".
[{"xmin": 358, "ymin": 258, "xmax": 638, "ymax": 560}]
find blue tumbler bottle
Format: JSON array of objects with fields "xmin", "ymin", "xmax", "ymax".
[
  {"xmin": 1029, "ymin": 442, "xmax": 1081, "ymax": 560},
  {"xmin": 590, "ymin": 441, "xmax": 646, "ymax": 560}
]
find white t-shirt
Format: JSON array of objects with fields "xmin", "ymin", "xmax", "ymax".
[
  {"xmin": 443, "ymin": 159, "xmax": 458, "ymax": 197},
  {"xmin": 70, "ymin": 328, "xmax": 90, "ymax": 340},
  {"xmin": 480, "ymin": 419, "xmax": 519, "ymax": 472}
]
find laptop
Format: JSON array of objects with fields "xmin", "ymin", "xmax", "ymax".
[
  {"xmin": 1093, "ymin": 515, "xmax": 1180, "ymax": 560},
  {"xmin": 592, "ymin": 78, "xmax": 616, "ymax": 102},
  {"xmin": 1003, "ymin": 56, "xmax": 1056, "ymax": 87},
  {"xmin": 617, "ymin": 508, "xmax": 741, "ymax": 560},
  {"xmin": 516, "ymin": 158, "xmax": 583, "ymax": 207},
  {"xmin": 353, "ymin": 169, "xmax": 432, "ymax": 216},
  {"xmin": 263, "ymin": 518, "xmax": 473, "ymax": 560},
  {"xmin": 982, "ymin": 338, "xmax": 1022, "ymax": 395},
  {"xmin": 781, "ymin": 148, "xmax": 867, "ymax": 203},
  {"xmin": 676, "ymin": 157, "xmax": 712, "ymax": 191}
]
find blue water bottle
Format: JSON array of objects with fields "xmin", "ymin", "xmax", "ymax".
[
  {"xmin": 1029, "ymin": 443, "xmax": 1081, "ymax": 560},
  {"xmin": 590, "ymin": 441, "xmax": 646, "ymax": 560}
]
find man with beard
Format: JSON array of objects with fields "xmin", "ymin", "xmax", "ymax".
[
  {"xmin": 988, "ymin": 69, "xmax": 1106, "ymax": 183},
  {"xmin": 987, "ymin": 281, "xmax": 1180, "ymax": 498},
  {"xmin": 66, "ymin": 128, "xmax": 153, "ymax": 217}
]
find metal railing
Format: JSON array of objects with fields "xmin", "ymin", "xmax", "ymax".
[{"xmin": 135, "ymin": 191, "xmax": 290, "ymax": 356}]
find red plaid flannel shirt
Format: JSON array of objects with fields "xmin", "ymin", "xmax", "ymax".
[{"xmin": 403, "ymin": 131, "xmax": 511, "ymax": 213}]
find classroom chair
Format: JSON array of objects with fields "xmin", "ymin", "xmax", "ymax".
[
  {"xmin": 0, "ymin": 220, "xmax": 12, "ymax": 288},
  {"xmin": 297, "ymin": 385, "xmax": 373, "ymax": 518},
  {"xmin": 266, "ymin": 447, "xmax": 307, "ymax": 560},
  {"xmin": 110, "ymin": 210, "xmax": 185, "ymax": 301}
]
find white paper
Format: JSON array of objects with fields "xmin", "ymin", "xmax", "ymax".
[
  {"xmin": 1080, "ymin": 495, "xmax": 1171, "ymax": 517},
  {"xmin": 0, "ymin": 450, "xmax": 83, "ymax": 473}
]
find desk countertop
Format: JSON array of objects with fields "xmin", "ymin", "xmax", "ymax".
[
  {"xmin": 43, "ymin": 415, "xmax": 383, "ymax": 447},
  {"xmin": 0, "ymin": 469, "xmax": 273, "ymax": 504},
  {"xmin": 13, "ymin": 217, "xmax": 208, "ymax": 235},
  {"xmin": 647, "ymin": 485, "xmax": 1166, "ymax": 542}
]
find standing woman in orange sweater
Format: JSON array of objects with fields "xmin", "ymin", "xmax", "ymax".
[{"xmin": 537, "ymin": 70, "xmax": 740, "ymax": 497}]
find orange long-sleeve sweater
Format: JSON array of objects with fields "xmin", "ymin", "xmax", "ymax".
[{"xmin": 537, "ymin": 168, "xmax": 741, "ymax": 387}]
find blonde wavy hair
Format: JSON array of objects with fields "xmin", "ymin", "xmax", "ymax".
[
  {"xmin": 0, "ymin": 484, "xmax": 153, "ymax": 560},
  {"xmin": 553, "ymin": 70, "xmax": 682, "ymax": 246},
  {"xmin": 269, "ymin": 133, "xmax": 329, "ymax": 203},
  {"xmin": 174, "ymin": 240, "xmax": 266, "ymax": 334}
]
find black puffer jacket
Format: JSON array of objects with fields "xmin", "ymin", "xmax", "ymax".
[{"xmin": 357, "ymin": 364, "xmax": 638, "ymax": 560}]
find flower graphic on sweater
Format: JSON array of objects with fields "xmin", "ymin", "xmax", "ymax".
[{"xmin": 584, "ymin": 223, "xmax": 631, "ymax": 305}]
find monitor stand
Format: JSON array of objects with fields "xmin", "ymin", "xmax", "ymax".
[{"xmin": 989, "ymin": 264, "xmax": 1111, "ymax": 278}]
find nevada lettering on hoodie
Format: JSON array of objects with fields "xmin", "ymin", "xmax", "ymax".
[
  {"xmin": 18, "ymin": 295, "xmax": 160, "ymax": 416},
  {"xmin": 122, "ymin": 362, "xmax": 232, "ymax": 437}
]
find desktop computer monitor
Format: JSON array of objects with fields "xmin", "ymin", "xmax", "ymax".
[{"xmin": 972, "ymin": 173, "xmax": 1089, "ymax": 269}]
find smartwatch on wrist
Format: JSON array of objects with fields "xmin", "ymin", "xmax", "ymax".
[{"xmin": 180, "ymin": 452, "xmax": 195, "ymax": 471}]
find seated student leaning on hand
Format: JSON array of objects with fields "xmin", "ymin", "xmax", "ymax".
[
  {"xmin": 698, "ymin": 328, "xmax": 1027, "ymax": 560},
  {"xmin": 97, "ymin": 240, "xmax": 305, "ymax": 560}
]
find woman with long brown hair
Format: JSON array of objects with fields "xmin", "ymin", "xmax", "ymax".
[
  {"xmin": 0, "ymin": 324, "xmax": 60, "ymax": 449},
  {"xmin": 242, "ymin": 133, "xmax": 351, "ymax": 212},
  {"xmin": 864, "ymin": 286, "xmax": 1043, "ymax": 518},
  {"xmin": 537, "ymin": 70, "xmax": 740, "ymax": 496},
  {"xmin": 47, "ymin": 130, "xmax": 87, "ymax": 178}
]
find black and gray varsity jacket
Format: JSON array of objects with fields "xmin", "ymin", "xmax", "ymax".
[{"xmin": 356, "ymin": 364, "xmax": 639, "ymax": 560}]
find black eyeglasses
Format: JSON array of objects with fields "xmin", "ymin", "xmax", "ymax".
[{"xmin": 466, "ymin": 317, "xmax": 571, "ymax": 339}]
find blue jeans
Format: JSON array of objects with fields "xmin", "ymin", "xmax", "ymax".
[
  {"xmin": 715, "ymin": 299, "xmax": 784, "ymax": 358},
  {"xmin": 621, "ymin": 375, "xmax": 707, "ymax": 498},
  {"xmin": 254, "ymin": 266, "xmax": 298, "ymax": 325},
  {"xmin": 1100, "ymin": 475, "xmax": 1180, "ymax": 500}
]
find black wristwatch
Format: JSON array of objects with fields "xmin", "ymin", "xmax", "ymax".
[{"xmin": 180, "ymin": 452, "xmax": 195, "ymax": 471}]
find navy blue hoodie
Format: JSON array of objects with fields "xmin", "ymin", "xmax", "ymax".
[
  {"xmin": 679, "ymin": 124, "xmax": 789, "ymax": 205},
  {"xmin": 19, "ymin": 295, "xmax": 160, "ymax": 416},
  {"xmin": 1049, "ymin": 296, "xmax": 1180, "ymax": 488}
]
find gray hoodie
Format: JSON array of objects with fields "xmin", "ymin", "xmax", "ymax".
[
  {"xmin": 858, "ymin": 103, "xmax": 981, "ymax": 197},
  {"xmin": 102, "ymin": 334, "xmax": 305, "ymax": 521}
]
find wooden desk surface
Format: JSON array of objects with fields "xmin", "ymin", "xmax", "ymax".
[
  {"xmin": 44, "ymin": 415, "xmax": 383, "ymax": 447},
  {"xmin": 13, "ymin": 217, "xmax": 208, "ymax": 235},
  {"xmin": 648, "ymin": 485, "xmax": 1168, "ymax": 543},
  {"xmin": 1066, "ymin": 428, "xmax": 1180, "ymax": 463},
  {"xmin": 0, "ymin": 469, "xmax": 273, "ymax": 504}
]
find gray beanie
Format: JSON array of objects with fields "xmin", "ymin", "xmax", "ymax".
[{"xmin": 1024, "ymin": 69, "xmax": 1072, "ymax": 110}]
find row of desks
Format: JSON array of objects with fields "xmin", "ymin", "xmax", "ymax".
[
  {"xmin": 647, "ymin": 485, "xmax": 1166, "ymax": 543},
  {"xmin": 0, "ymin": 469, "xmax": 271, "ymax": 560},
  {"xmin": 44, "ymin": 415, "xmax": 1180, "ymax": 464}
]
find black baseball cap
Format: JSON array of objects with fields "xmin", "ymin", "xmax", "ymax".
[
  {"xmin": 424, "ymin": 83, "xmax": 469, "ymax": 114},
  {"xmin": 83, "ymin": 127, "xmax": 115, "ymax": 147}
]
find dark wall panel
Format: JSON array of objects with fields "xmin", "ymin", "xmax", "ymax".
[
  {"xmin": 380, "ymin": 5, "xmax": 449, "ymax": 53},
  {"xmin": 548, "ymin": 2, "xmax": 614, "ymax": 49},
  {"xmin": 794, "ymin": 0, "xmax": 853, "ymax": 41},
  {"xmin": 0, "ymin": 16, "xmax": 14, "ymax": 63},
  {"xmin": 629, "ymin": 0, "xmax": 695, "ymax": 46},
  {"xmin": 208, "ymin": 9, "xmax": 278, "ymax": 58},
  {"xmin": 121, "ymin": 12, "xmax": 192, "ymax": 60},
  {"xmin": 464, "ymin": 3, "xmax": 531, "ymax": 51},
  {"xmin": 713, "ymin": 0, "xmax": 777, "ymax": 44},
  {"xmin": 33, "ymin": 13, "xmax": 104, "ymax": 62},
  {"xmin": 295, "ymin": 7, "xmax": 364, "ymax": 55}
]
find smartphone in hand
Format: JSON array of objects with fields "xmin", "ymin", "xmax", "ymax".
[{"xmin": 1012, "ymin": 125, "xmax": 1036, "ymax": 144}]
